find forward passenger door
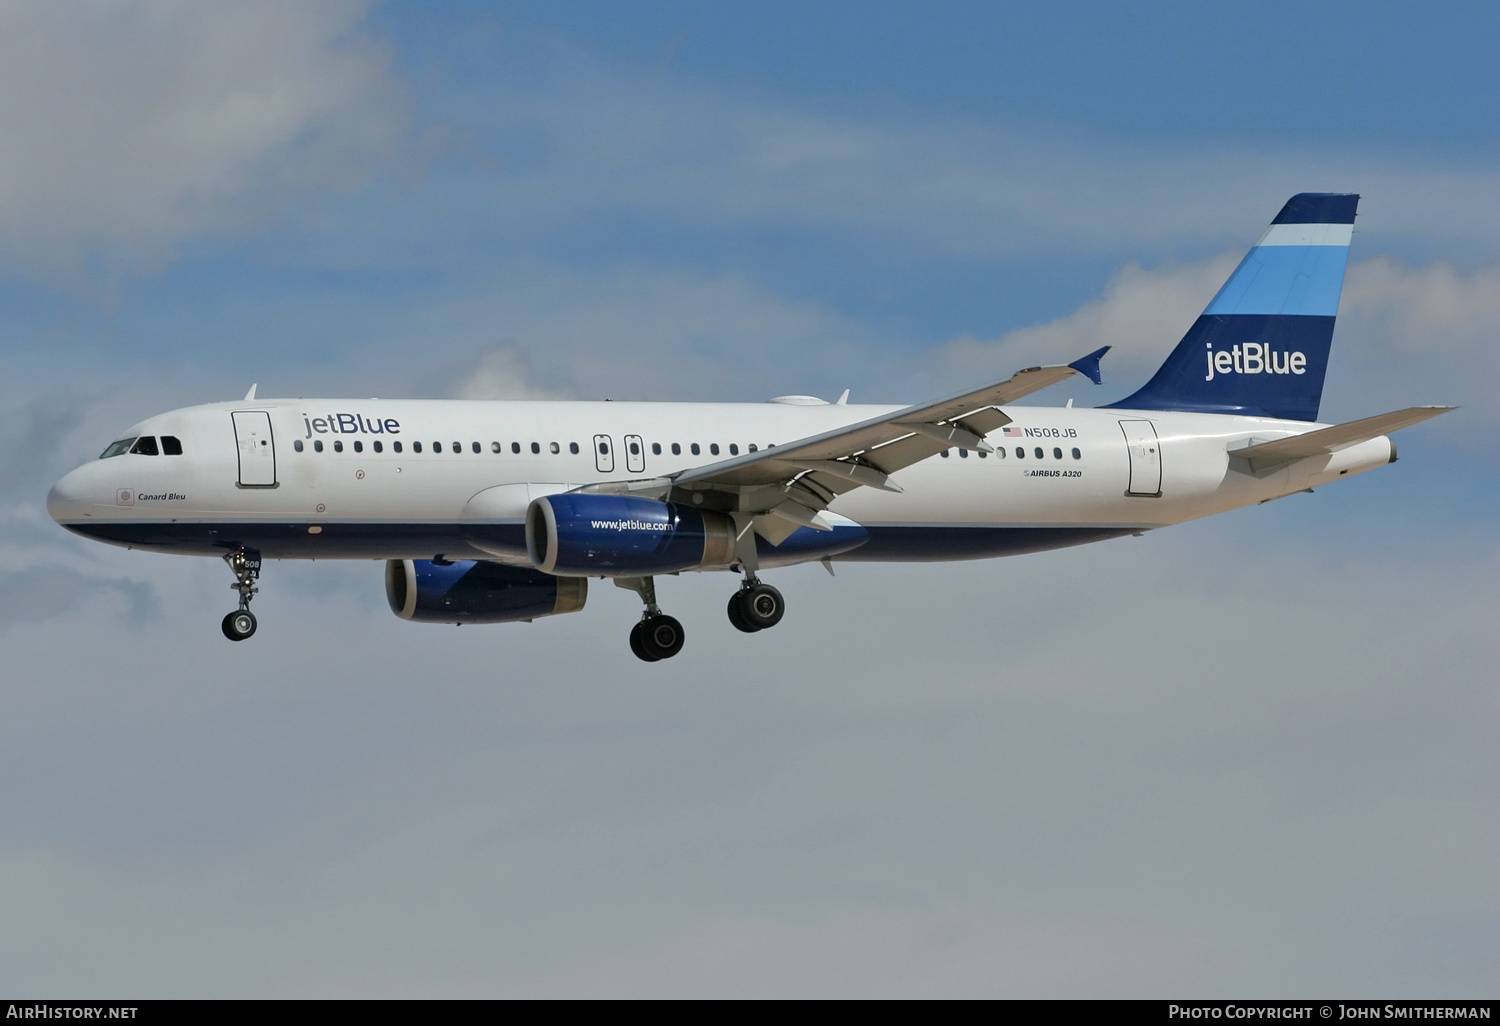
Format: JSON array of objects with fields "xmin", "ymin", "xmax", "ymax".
[{"xmin": 232, "ymin": 411, "xmax": 277, "ymax": 487}]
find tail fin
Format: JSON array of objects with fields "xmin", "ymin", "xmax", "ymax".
[{"xmin": 1108, "ymin": 193, "xmax": 1359, "ymax": 421}]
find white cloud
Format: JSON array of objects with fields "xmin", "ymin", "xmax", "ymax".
[
  {"xmin": 419, "ymin": 263, "xmax": 884, "ymax": 403},
  {"xmin": 922, "ymin": 253, "xmax": 1241, "ymax": 392},
  {"xmin": 450, "ymin": 341, "xmax": 577, "ymax": 401},
  {"xmin": 0, "ymin": 0, "xmax": 401, "ymax": 279}
]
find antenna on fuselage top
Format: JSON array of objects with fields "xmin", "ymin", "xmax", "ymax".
[{"xmin": 244, "ymin": 384, "xmax": 258, "ymax": 401}]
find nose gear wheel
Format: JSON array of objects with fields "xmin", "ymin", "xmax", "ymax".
[{"xmin": 222, "ymin": 610, "xmax": 257, "ymax": 641}]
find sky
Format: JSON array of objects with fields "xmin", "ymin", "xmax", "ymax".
[{"xmin": 0, "ymin": 0, "xmax": 1496, "ymax": 997}]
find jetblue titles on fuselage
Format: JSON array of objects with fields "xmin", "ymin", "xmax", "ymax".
[{"xmin": 303, "ymin": 414, "xmax": 401, "ymax": 438}]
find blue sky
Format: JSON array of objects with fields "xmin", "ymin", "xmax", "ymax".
[{"xmin": 0, "ymin": 1, "xmax": 1496, "ymax": 996}]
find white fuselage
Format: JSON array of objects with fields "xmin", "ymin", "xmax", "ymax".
[{"xmin": 47, "ymin": 398, "xmax": 1395, "ymax": 565}]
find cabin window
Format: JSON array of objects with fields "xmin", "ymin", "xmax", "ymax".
[
  {"xmin": 393, "ymin": 441, "xmax": 403, "ymax": 453},
  {"xmin": 161, "ymin": 436, "xmax": 183, "ymax": 455},
  {"xmin": 978, "ymin": 450, "xmax": 987, "ymax": 458},
  {"xmin": 432, "ymin": 441, "xmax": 441, "ymax": 453},
  {"xmin": 548, "ymin": 441, "xmax": 559, "ymax": 454},
  {"xmin": 995, "ymin": 447, "xmax": 1005, "ymax": 458},
  {"xmin": 748, "ymin": 444, "xmax": 758, "ymax": 452},
  {"xmin": 1034, "ymin": 447, "xmax": 1044, "ymax": 459},
  {"xmin": 628, "ymin": 440, "xmax": 640, "ymax": 456},
  {"xmin": 413, "ymin": 441, "xmax": 422, "ymax": 453},
  {"xmin": 690, "ymin": 443, "xmax": 700, "ymax": 455},
  {"xmin": 672, "ymin": 443, "xmax": 681, "ymax": 455},
  {"xmin": 728, "ymin": 444, "xmax": 739, "ymax": 455},
  {"xmin": 130, "ymin": 437, "xmax": 159, "ymax": 456},
  {"xmin": 941, "ymin": 450, "xmax": 949, "ymax": 458},
  {"xmin": 293, "ymin": 440, "xmax": 304, "ymax": 452},
  {"xmin": 709, "ymin": 443, "xmax": 720, "ymax": 455},
  {"xmin": 532, "ymin": 442, "xmax": 542, "ymax": 454},
  {"xmin": 1053, "ymin": 447, "xmax": 1062, "ymax": 459},
  {"xmin": 1015, "ymin": 447, "xmax": 1024, "ymax": 458},
  {"xmin": 334, "ymin": 440, "xmax": 344, "ymax": 453},
  {"xmin": 491, "ymin": 442, "xmax": 501, "ymax": 453},
  {"xmin": 99, "ymin": 438, "xmax": 135, "ymax": 459},
  {"xmin": 512, "ymin": 442, "xmax": 521, "ymax": 454},
  {"xmin": 353, "ymin": 440, "xmax": 363, "ymax": 453},
  {"xmin": 570, "ymin": 442, "xmax": 580, "ymax": 454},
  {"xmin": 651, "ymin": 442, "xmax": 661, "ymax": 455},
  {"xmin": 374, "ymin": 441, "xmax": 383, "ymax": 453},
  {"xmin": 1072, "ymin": 448, "xmax": 1081, "ymax": 460},
  {"xmin": 472, "ymin": 442, "xmax": 481, "ymax": 454},
  {"xmin": 959, "ymin": 449, "xmax": 968, "ymax": 458},
  {"xmin": 452, "ymin": 442, "xmax": 461, "ymax": 454},
  {"xmin": 314, "ymin": 440, "xmax": 324, "ymax": 453}
]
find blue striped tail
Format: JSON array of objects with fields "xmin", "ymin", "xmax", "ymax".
[{"xmin": 1107, "ymin": 193, "xmax": 1359, "ymax": 421}]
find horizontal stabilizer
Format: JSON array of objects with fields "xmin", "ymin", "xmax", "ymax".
[{"xmin": 1229, "ymin": 406, "xmax": 1454, "ymax": 463}]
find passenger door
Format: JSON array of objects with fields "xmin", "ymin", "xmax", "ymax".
[
  {"xmin": 1119, "ymin": 419, "xmax": 1161, "ymax": 497},
  {"xmin": 232, "ymin": 411, "xmax": 277, "ymax": 487}
]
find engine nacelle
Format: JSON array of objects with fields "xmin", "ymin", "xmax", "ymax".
[
  {"xmin": 526, "ymin": 492, "xmax": 870, "ymax": 576},
  {"xmin": 385, "ymin": 559, "xmax": 587, "ymax": 624},
  {"xmin": 526, "ymin": 493, "xmax": 736, "ymax": 577}
]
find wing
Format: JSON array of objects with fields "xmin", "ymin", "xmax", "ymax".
[{"xmin": 592, "ymin": 347, "xmax": 1109, "ymax": 545}]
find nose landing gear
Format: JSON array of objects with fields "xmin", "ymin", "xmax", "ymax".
[
  {"xmin": 617, "ymin": 576, "xmax": 685, "ymax": 661},
  {"xmin": 221, "ymin": 547, "xmax": 261, "ymax": 641}
]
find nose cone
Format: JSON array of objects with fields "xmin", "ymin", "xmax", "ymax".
[{"xmin": 48, "ymin": 463, "xmax": 103, "ymax": 524}]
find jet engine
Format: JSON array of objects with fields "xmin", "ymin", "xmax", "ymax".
[
  {"xmin": 526, "ymin": 492, "xmax": 868, "ymax": 576},
  {"xmin": 526, "ymin": 493, "xmax": 735, "ymax": 576},
  {"xmin": 385, "ymin": 559, "xmax": 587, "ymax": 624}
]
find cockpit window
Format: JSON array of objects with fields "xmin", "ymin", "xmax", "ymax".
[
  {"xmin": 130, "ymin": 436, "xmax": 160, "ymax": 456},
  {"xmin": 161, "ymin": 436, "xmax": 183, "ymax": 455},
  {"xmin": 100, "ymin": 438, "xmax": 136, "ymax": 459}
]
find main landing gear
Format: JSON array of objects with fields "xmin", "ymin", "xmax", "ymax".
[
  {"xmin": 618, "ymin": 576, "xmax": 685, "ymax": 662},
  {"xmin": 616, "ymin": 566, "xmax": 786, "ymax": 661},
  {"xmin": 221, "ymin": 547, "xmax": 261, "ymax": 642},
  {"xmin": 727, "ymin": 576, "xmax": 784, "ymax": 633}
]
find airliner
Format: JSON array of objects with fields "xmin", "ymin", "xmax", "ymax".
[{"xmin": 48, "ymin": 194, "xmax": 1451, "ymax": 660}]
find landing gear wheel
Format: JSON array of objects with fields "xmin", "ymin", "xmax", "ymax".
[
  {"xmin": 638, "ymin": 614, "xmax": 684, "ymax": 660},
  {"xmin": 629, "ymin": 620, "xmax": 661, "ymax": 662},
  {"xmin": 727, "ymin": 591, "xmax": 760, "ymax": 633},
  {"xmin": 739, "ymin": 583, "xmax": 784, "ymax": 630},
  {"xmin": 222, "ymin": 610, "xmax": 257, "ymax": 641}
]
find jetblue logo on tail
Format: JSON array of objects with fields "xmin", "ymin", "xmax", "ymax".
[{"xmin": 1205, "ymin": 342, "xmax": 1307, "ymax": 381}]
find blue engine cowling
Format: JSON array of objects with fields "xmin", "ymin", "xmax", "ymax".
[
  {"xmin": 386, "ymin": 559, "xmax": 587, "ymax": 624},
  {"xmin": 526, "ymin": 493, "xmax": 868, "ymax": 576}
]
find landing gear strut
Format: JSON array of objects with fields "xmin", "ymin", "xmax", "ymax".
[
  {"xmin": 617, "ymin": 576, "xmax": 685, "ymax": 662},
  {"xmin": 725, "ymin": 514, "xmax": 785, "ymax": 633},
  {"xmin": 221, "ymin": 547, "xmax": 261, "ymax": 642}
]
